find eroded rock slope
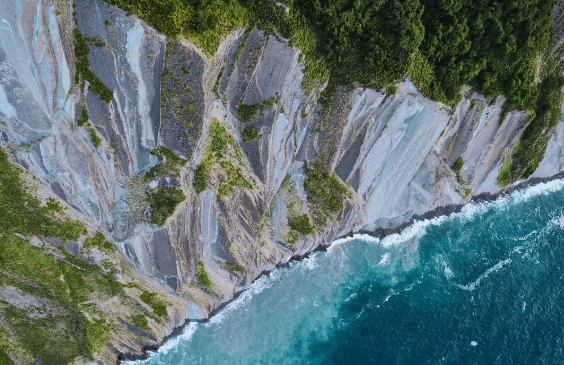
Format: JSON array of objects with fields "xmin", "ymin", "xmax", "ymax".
[{"xmin": 1, "ymin": 0, "xmax": 564, "ymax": 363}]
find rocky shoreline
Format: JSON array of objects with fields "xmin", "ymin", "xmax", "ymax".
[{"xmin": 118, "ymin": 169, "xmax": 564, "ymax": 363}]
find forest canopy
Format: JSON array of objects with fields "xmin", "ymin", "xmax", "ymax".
[{"xmin": 105, "ymin": 0, "xmax": 553, "ymax": 111}]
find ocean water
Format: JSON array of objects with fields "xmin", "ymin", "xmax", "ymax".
[{"xmin": 127, "ymin": 179, "xmax": 564, "ymax": 365}]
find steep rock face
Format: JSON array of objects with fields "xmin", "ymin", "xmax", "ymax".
[{"xmin": 1, "ymin": 0, "xmax": 563, "ymax": 363}]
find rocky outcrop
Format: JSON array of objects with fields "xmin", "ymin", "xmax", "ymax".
[{"xmin": 0, "ymin": 0, "xmax": 563, "ymax": 363}]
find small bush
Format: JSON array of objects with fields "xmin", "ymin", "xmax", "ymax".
[
  {"xmin": 237, "ymin": 102, "xmax": 262, "ymax": 123},
  {"xmin": 213, "ymin": 66, "xmax": 225, "ymax": 96},
  {"xmin": 242, "ymin": 124, "xmax": 260, "ymax": 143},
  {"xmin": 149, "ymin": 146, "xmax": 186, "ymax": 167},
  {"xmin": 83, "ymin": 231, "xmax": 115, "ymax": 252},
  {"xmin": 225, "ymin": 261, "xmax": 242, "ymax": 272},
  {"xmin": 87, "ymin": 124, "xmax": 101, "ymax": 148},
  {"xmin": 193, "ymin": 164, "xmax": 207, "ymax": 194},
  {"xmin": 196, "ymin": 260, "xmax": 211, "ymax": 287},
  {"xmin": 130, "ymin": 314, "xmax": 149, "ymax": 330},
  {"xmin": 288, "ymin": 214, "xmax": 314, "ymax": 235},
  {"xmin": 304, "ymin": 163, "xmax": 352, "ymax": 214},
  {"xmin": 146, "ymin": 187, "xmax": 186, "ymax": 226},
  {"xmin": 140, "ymin": 291, "xmax": 167, "ymax": 317},
  {"xmin": 78, "ymin": 106, "xmax": 88, "ymax": 126},
  {"xmin": 451, "ymin": 157, "xmax": 464, "ymax": 173}
]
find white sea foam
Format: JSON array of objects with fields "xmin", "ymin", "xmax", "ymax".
[
  {"xmin": 549, "ymin": 214, "xmax": 564, "ymax": 229},
  {"xmin": 454, "ymin": 258, "xmax": 512, "ymax": 291},
  {"xmin": 444, "ymin": 263, "xmax": 454, "ymax": 279},
  {"xmin": 159, "ymin": 322, "xmax": 198, "ymax": 354},
  {"xmin": 330, "ymin": 178, "xmax": 564, "ymax": 252},
  {"xmin": 378, "ymin": 252, "xmax": 390, "ymax": 265},
  {"xmin": 327, "ymin": 233, "xmax": 380, "ymax": 251},
  {"xmin": 207, "ymin": 268, "xmax": 284, "ymax": 325}
]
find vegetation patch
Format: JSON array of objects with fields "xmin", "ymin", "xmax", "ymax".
[
  {"xmin": 193, "ymin": 164, "xmax": 207, "ymax": 194},
  {"xmin": 130, "ymin": 314, "xmax": 149, "ymax": 331},
  {"xmin": 213, "ymin": 66, "xmax": 225, "ymax": 97},
  {"xmin": 0, "ymin": 232, "xmax": 124, "ymax": 362},
  {"xmin": 287, "ymin": 214, "xmax": 314, "ymax": 236},
  {"xmin": 0, "ymin": 351, "xmax": 12, "ymax": 365},
  {"xmin": 146, "ymin": 187, "xmax": 186, "ymax": 226},
  {"xmin": 228, "ymin": 28, "xmax": 252, "ymax": 80},
  {"xmin": 199, "ymin": 119, "xmax": 253, "ymax": 199},
  {"xmin": 140, "ymin": 291, "xmax": 167, "ymax": 317},
  {"xmin": 196, "ymin": 260, "xmax": 212, "ymax": 287},
  {"xmin": 145, "ymin": 146, "xmax": 187, "ymax": 181},
  {"xmin": 497, "ymin": 153, "xmax": 513, "ymax": 187},
  {"xmin": 78, "ymin": 106, "xmax": 88, "ymax": 126},
  {"xmin": 285, "ymin": 231, "xmax": 298, "ymax": 246},
  {"xmin": 0, "ymin": 148, "xmax": 86, "ymax": 239},
  {"xmin": 242, "ymin": 124, "xmax": 260, "ymax": 143},
  {"xmin": 225, "ymin": 261, "xmax": 243, "ymax": 272},
  {"xmin": 497, "ymin": 49, "xmax": 564, "ymax": 185},
  {"xmin": 87, "ymin": 124, "xmax": 101, "ymax": 148},
  {"xmin": 73, "ymin": 28, "xmax": 113, "ymax": 102},
  {"xmin": 451, "ymin": 157, "xmax": 464, "ymax": 173},
  {"xmin": 237, "ymin": 102, "xmax": 263, "ymax": 123},
  {"xmin": 304, "ymin": 162, "xmax": 353, "ymax": 217},
  {"xmin": 83, "ymin": 231, "xmax": 115, "ymax": 252},
  {"xmin": 104, "ymin": 0, "xmax": 249, "ymax": 56}
]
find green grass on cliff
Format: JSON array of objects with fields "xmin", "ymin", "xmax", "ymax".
[
  {"xmin": 498, "ymin": 49, "xmax": 564, "ymax": 186},
  {"xmin": 0, "ymin": 148, "xmax": 174, "ymax": 363},
  {"xmin": 145, "ymin": 146, "xmax": 187, "ymax": 181},
  {"xmin": 196, "ymin": 261, "xmax": 212, "ymax": 287},
  {"xmin": 140, "ymin": 291, "xmax": 168, "ymax": 317},
  {"xmin": 0, "ymin": 149, "xmax": 86, "ymax": 239},
  {"xmin": 73, "ymin": 28, "xmax": 113, "ymax": 103},
  {"xmin": 146, "ymin": 186, "xmax": 186, "ymax": 226},
  {"xmin": 304, "ymin": 162, "xmax": 352, "ymax": 214},
  {"xmin": 197, "ymin": 119, "xmax": 253, "ymax": 198}
]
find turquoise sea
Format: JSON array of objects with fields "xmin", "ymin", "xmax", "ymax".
[{"xmin": 126, "ymin": 179, "xmax": 564, "ymax": 365}]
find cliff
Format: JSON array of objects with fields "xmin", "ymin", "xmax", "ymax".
[{"xmin": 0, "ymin": 0, "xmax": 563, "ymax": 363}]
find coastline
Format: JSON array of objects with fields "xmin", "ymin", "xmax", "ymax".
[{"xmin": 117, "ymin": 170, "xmax": 564, "ymax": 364}]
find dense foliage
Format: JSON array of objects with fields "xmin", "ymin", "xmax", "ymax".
[
  {"xmin": 242, "ymin": 124, "xmax": 260, "ymax": 143},
  {"xmin": 106, "ymin": 0, "xmax": 552, "ymax": 111},
  {"xmin": 0, "ymin": 148, "xmax": 128, "ymax": 363},
  {"xmin": 287, "ymin": 214, "xmax": 314, "ymax": 235},
  {"xmin": 498, "ymin": 50, "xmax": 564, "ymax": 186},
  {"xmin": 193, "ymin": 163, "xmax": 207, "ymax": 193},
  {"xmin": 146, "ymin": 187, "xmax": 186, "ymax": 225},
  {"xmin": 140, "ymin": 291, "xmax": 168, "ymax": 316},
  {"xmin": 196, "ymin": 260, "xmax": 212, "ymax": 287}
]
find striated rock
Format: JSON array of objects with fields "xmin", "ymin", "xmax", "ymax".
[{"xmin": 1, "ymin": 0, "xmax": 564, "ymax": 363}]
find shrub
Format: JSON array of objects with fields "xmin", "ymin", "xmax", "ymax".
[
  {"xmin": 451, "ymin": 157, "xmax": 464, "ymax": 173},
  {"xmin": 83, "ymin": 231, "xmax": 115, "ymax": 252},
  {"xmin": 237, "ymin": 102, "xmax": 262, "ymax": 123},
  {"xmin": 130, "ymin": 314, "xmax": 149, "ymax": 330},
  {"xmin": 146, "ymin": 187, "xmax": 186, "ymax": 226},
  {"xmin": 196, "ymin": 260, "xmax": 211, "ymax": 287},
  {"xmin": 140, "ymin": 291, "xmax": 167, "ymax": 317},
  {"xmin": 193, "ymin": 164, "xmax": 207, "ymax": 194},
  {"xmin": 78, "ymin": 106, "xmax": 88, "ymax": 126},
  {"xmin": 288, "ymin": 214, "xmax": 314, "ymax": 235},
  {"xmin": 242, "ymin": 124, "xmax": 260, "ymax": 143},
  {"xmin": 87, "ymin": 124, "xmax": 101, "ymax": 148}
]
